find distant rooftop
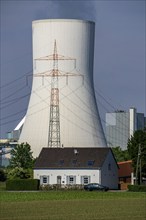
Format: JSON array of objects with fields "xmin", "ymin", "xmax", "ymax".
[{"xmin": 34, "ymin": 147, "xmax": 114, "ymax": 169}]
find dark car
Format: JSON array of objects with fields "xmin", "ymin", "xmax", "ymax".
[{"xmin": 84, "ymin": 183, "xmax": 109, "ymax": 191}]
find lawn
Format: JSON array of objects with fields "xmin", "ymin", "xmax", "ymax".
[
  {"xmin": 0, "ymin": 190, "xmax": 146, "ymax": 220},
  {"xmin": 0, "ymin": 181, "xmax": 6, "ymax": 191}
]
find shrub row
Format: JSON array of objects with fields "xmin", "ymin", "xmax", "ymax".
[
  {"xmin": 40, "ymin": 184, "xmax": 84, "ymax": 191},
  {"xmin": 6, "ymin": 179, "xmax": 40, "ymax": 191},
  {"xmin": 0, "ymin": 169, "xmax": 7, "ymax": 182},
  {"xmin": 128, "ymin": 185, "xmax": 146, "ymax": 192}
]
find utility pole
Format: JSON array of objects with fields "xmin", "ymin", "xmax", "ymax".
[
  {"xmin": 135, "ymin": 144, "xmax": 141, "ymax": 185},
  {"xmin": 34, "ymin": 40, "xmax": 84, "ymax": 148}
]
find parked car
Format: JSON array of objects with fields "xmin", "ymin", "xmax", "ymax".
[{"xmin": 84, "ymin": 183, "xmax": 109, "ymax": 191}]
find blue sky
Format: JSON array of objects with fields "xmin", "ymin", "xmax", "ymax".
[{"xmin": 0, "ymin": 0, "xmax": 145, "ymax": 138}]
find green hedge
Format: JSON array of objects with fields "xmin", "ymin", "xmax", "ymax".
[
  {"xmin": 128, "ymin": 185, "xmax": 146, "ymax": 192},
  {"xmin": 6, "ymin": 179, "xmax": 40, "ymax": 191}
]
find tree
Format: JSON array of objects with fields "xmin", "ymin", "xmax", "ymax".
[
  {"xmin": 10, "ymin": 143, "xmax": 34, "ymax": 169},
  {"xmin": 112, "ymin": 146, "xmax": 130, "ymax": 162},
  {"xmin": 0, "ymin": 169, "xmax": 7, "ymax": 181},
  {"xmin": 8, "ymin": 143, "xmax": 34, "ymax": 179},
  {"xmin": 7, "ymin": 167, "xmax": 33, "ymax": 180},
  {"xmin": 127, "ymin": 129, "xmax": 146, "ymax": 183}
]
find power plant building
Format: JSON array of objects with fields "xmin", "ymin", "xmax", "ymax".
[
  {"xmin": 19, "ymin": 19, "xmax": 107, "ymax": 157},
  {"xmin": 106, "ymin": 107, "xmax": 146, "ymax": 150}
]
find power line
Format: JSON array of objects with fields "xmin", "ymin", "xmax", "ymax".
[
  {"xmin": 0, "ymin": 68, "xmax": 142, "ymax": 147},
  {"xmin": 0, "ymin": 93, "xmax": 31, "ymax": 110},
  {"xmin": 0, "ymin": 85, "xmax": 30, "ymax": 104},
  {"xmin": 25, "ymin": 80, "xmax": 128, "ymax": 144},
  {"xmin": 1, "ymin": 108, "xmax": 27, "ymax": 121},
  {"xmin": 0, "ymin": 76, "xmax": 131, "ymax": 145},
  {"xmin": 0, "ymin": 70, "xmax": 33, "ymax": 89}
]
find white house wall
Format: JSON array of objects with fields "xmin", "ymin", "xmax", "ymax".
[
  {"xmin": 34, "ymin": 169, "xmax": 100, "ymax": 185},
  {"xmin": 101, "ymin": 151, "xmax": 118, "ymax": 189},
  {"xmin": 19, "ymin": 19, "xmax": 107, "ymax": 157}
]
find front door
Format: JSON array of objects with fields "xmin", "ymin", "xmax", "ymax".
[{"xmin": 57, "ymin": 176, "xmax": 61, "ymax": 185}]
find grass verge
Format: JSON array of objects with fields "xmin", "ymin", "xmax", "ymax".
[
  {"xmin": 0, "ymin": 191, "xmax": 146, "ymax": 220},
  {"xmin": 0, "ymin": 181, "xmax": 6, "ymax": 191}
]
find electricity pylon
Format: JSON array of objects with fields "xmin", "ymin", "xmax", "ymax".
[{"xmin": 34, "ymin": 40, "xmax": 83, "ymax": 147}]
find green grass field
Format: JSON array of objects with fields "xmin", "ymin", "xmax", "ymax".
[
  {"xmin": 0, "ymin": 181, "xmax": 6, "ymax": 191},
  {"xmin": 0, "ymin": 190, "xmax": 146, "ymax": 220}
]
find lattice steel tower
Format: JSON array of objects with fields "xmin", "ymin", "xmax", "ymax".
[
  {"xmin": 34, "ymin": 40, "xmax": 82, "ymax": 148},
  {"xmin": 48, "ymin": 41, "xmax": 60, "ymax": 147}
]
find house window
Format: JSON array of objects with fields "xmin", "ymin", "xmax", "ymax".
[
  {"xmin": 83, "ymin": 177, "xmax": 89, "ymax": 184},
  {"xmin": 41, "ymin": 176, "xmax": 49, "ymax": 185},
  {"xmin": 108, "ymin": 163, "xmax": 111, "ymax": 170},
  {"xmin": 81, "ymin": 176, "xmax": 90, "ymax": 185},
  {"xmin": 69, "ymin": 176, "xmax": 74, "ymax": 184},
  {"xmin": 67, "ymin": 176, "xmax": 76, "ymax": 185},
  {"xmin": 58, "ymin": 160, "xmax": 64, "ymax": 166},
  {"xmin": 72, "ymin": 159, "xmax": 77, "ymax": 165},
  {"xmin": 87, "ymin": 160, "xmax": 95, "ymax": 166},
  {"xmin": 43, "ymin": 177, "xmax": 48, "ymax": 184}
]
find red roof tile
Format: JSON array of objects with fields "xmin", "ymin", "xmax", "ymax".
[{"xmin": 118, "ymin": 160, "xmax": 133, "ymax": 177}]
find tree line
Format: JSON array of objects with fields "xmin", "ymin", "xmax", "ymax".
[{"xmin": 112, "ymin": 128, "xmax": 146, "ymax": 180}]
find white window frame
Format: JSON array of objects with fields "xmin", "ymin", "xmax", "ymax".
[
  {"xmin": 81, "ymin": 176, "xmax": 90, "ymax": 185},
  {"xmin": 40, "ymin": 175, "xmax": 49, "ymax": 185},
  {"xmin": 67, "ymin": 176, "xmax": 76, "ymax": 185}
]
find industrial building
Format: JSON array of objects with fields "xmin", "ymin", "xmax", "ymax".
[
  {"xmin": 0, "ymin": 140, "xmax": 17, "ymax": 167},
  {"xmin": 106, "ymin": 107, "xmax": 146, "ymax": 150},
  {"xmin": 18, "ymin": 19, "xmax": 107, "ymax": 157}
]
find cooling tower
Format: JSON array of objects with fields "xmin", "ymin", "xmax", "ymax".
[{"xmin": 19, "ymin": 19, "xmax": 107, "ymax": 157}]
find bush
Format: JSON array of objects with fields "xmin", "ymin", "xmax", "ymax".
[
  {"xmin": 40, "ymin": 184, "xmax": 61, "ymax": 191},
  {"xmin": 128, "ymin": 185, "xmax": 146, "ymax": 192},
  {"xmin": 0, "ymin": 169, "xmax": 7, "ymax": 182},
  {"xmin": 7, "ymin": 167, "xmax": 33, "ymax": 180},
  {"xmin": 6, "ymin": 179, "xmax": 40, "ymax": 191},
  {"xmin": 40, "ymin": 184, "xmax": 84, "ymax": 191}
]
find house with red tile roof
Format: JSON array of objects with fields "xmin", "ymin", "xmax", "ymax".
[{"xmin": 118, "ymin": 160, "xmax": 134, "ymax": 190}]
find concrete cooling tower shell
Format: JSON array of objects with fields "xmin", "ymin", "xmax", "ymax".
[{"xmin": 19, "ymin": 19, "xmax": 107, "ymax": 157}]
